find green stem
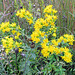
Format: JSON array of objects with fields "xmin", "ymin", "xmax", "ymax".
[{"xmin": 16, "ymin": 53, "xmax": 18, "ymax": 74}]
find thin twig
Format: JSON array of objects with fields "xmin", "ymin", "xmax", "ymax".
[{"xmin": 3, "ymin": 0, "xmax": 6, "ymax": 12}]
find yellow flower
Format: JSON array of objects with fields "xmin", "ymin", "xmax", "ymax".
[
  {"xmin": 57, "ymin": 36, "xmax": 63, "ymax": 43},
  {"xmin": 51, "ymin": 39, "xmax": 58, "ymax": 46},
  {"xmin": 16, "ymin": 11, "xmax": 20, "ymax": 16},
  {"xmin": 12, "ymin": 30, "xmax": 16, "ymax": 34},
  {"xmin": 50, "ymin": 22, "xmax": 55, "ymax": 26},
  {"xmin": 15, "ymin": 35, "xmax": 19, "ymax": 39},
  {"xmin": 64, "ymin": 47, "xmax": 69, "ymax": 52},
  {"xmin": 1, "ymin": 37, "xmax": 14, "ymax": 54},
  {"xmin": 40, "ymin": 32, "xmax": 45, "ymax": 37},
  {"xmin": 11, "ymin": 23, "xmax": 16, "ymax": 27},
  {"xmin": 41, "ymin": 43, "xmax": 46, "ymax": 48},
  {"xmin": 15, "ymin": 41, "xmax": 20, "ymax": 47},
  {"xmin": 19, "ymin": 48, "xmax": 23, "ymax": 52},
  {"xmin": 5, "ymin": 49, "xmax": 10, "ymax": 54},
  {"xmin": 20, "ymin": 42, "xmax": 22, "ymax": 45},
  {"xmin": 43, "ymin": 38, "xmax": 48, "ymax": 43},
  {"xmin": 52, "ymin": 15, "xmax": 57, "ymax": 20},
  {"xmin": 19, "ymin": 14, "xmax": 24, "ymax": 18},
  {"xmin": 21, "ymin": 8, "xmax": 26, "ymax": 14},
  {"xmin": 6, "ymin": 28, "xmax": 11, "ymax": 32},
  {"xmin": 60, "ymin": 48, "xmax": 65, "ymax": 53},
  {"xmin": 69, "ymin": 42, "xmax": 73, "ymax": 45},
  {"xmin": 35, "ymin": 38, "xmax": 40, "ymax": 43},
  {"xmin": 52, "ymin": 9, "xmax": 57, "ymax": 13},
  {"xmin": 44, "ymin": 5, "xmax": 53, "ymax": 13},
  {"xmin": 2, "ymin": 29, "xmax": 6, "ymax": 33},
  {"xmin": 52, "ymin": 33, "xmax": 56, "ymax": 37},
  {"xmin": 2, "ymin": 39, "xmax": 7, "ymax": 47},
  {"xmin": 54, "ymin": 47, "xmax": 60, "ymax": 55},
  {"xmin": 28, "ymin": 19, "xmax": 33, "ymax": 25},
  {"xmin": 63, "ymin": 39, "xmax": 68, "ymax": 43},
  {"xmin": 17, "ymin": 32, "xmax": 21, "ymax": 36},
  {"xmin": 26, "ymin": 11, "xmax": 30, "ymax": 16},
  {"xmin": 61, "ymin": 52, "xmax": 72, "ymax": 63},
  {"xmin": 16, "ymin": 8, "xmax": 33, "ymax": 24},
  {"xmin": 41, "ymin": 49, "xmax": 49, "ymax": 58},
  {"xmin": 17, "ymin": 25, "xmax": 21, "ymax": 30},
  {"xmin": 48, "ymin": 45, "xmax": 54, "ymax": 54}
]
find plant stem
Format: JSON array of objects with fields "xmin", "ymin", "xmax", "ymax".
[{"xmin": 16, "ymin": 53, "xmax": 18, "ymax": 74}]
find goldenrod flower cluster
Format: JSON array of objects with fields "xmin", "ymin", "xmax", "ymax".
[
  {"xmin": 31, "ymin": 5, "xmax": 74, "ymax": 63},
  {"xmin": 57, "ymin": 34, "xmax": 74, "ymax": 45},
  {"xmin": 16, "ymin": 8, "xmax": 33, "ymax": 25},
  {"xmin": 44, "ymin": 5, "xmax": 57, "ymax": 14},
  {"xmin": 0, "ymin": 22, "xmax": 23, "ymax": 54},
  {"xmin": 31, "ymin": 5, "xmax": 57, "ymax": 43},
  {"xmin": 0, "ymin": 22, "xmax": 10, "ymax": 32},
  {"xmin": 2, "ymin": 37, "xmax": 14, "ymax": 54}
]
